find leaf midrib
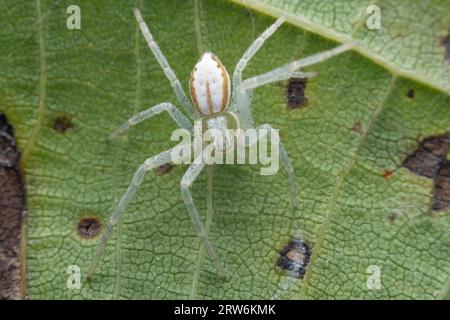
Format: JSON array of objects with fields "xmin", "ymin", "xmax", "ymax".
[{"xmin": 229, "ymin": 0, "xmax": 450, "ymax": 95}]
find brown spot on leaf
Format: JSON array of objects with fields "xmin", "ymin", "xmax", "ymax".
[
  {"xmin": 277, "ymin": 239, "xmax": 311, "ymax": 279},
  {"xmin": 441, "ymin": 32, "xmax": 450, "ymax": 62},
  {"xmin": 383, "ymin": 170, "xmax": 394, "ymax": 179},
  {"xmin": 403, "ymin": 133, "xmax": 450, "ymax": 212},
  {"xmin": 402, "ymin": 134, "xmax": 450, "ymax": 179},
  {"xmin": 0, "ymin": 113, "xmax": 25, "ymax": 299},
  {"xmin": 432, "ymin": 161, "xmax": 450, "ymax": 212},
  {"xmin": 406, "ymin": 89, "xmax": 415, "ymax": 99},
  {"xmin": 155, "ymin": 163, "xmax": 173, "ymax": 176},
  {"xmin": 286, "ymin": 78, "xmax": 308, "ymax": 109},
  {"xmin": 387, "ymin": 212, "xmax": 397, "ymax": 223},
  {"xmin": 77, "ymin": 217, "xmax": 101, "ymax": 239},
  {"xmin": 352, "ymin": 121, "xmax": 364, "ymax": 134},
  {"xmin": 52, "ymin": 114, "xmax": 74, "ymax": 134}
]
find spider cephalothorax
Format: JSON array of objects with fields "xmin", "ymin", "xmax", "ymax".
[{"xmin": 88, "ymin": 8, "xmax": 352, "ymax": 278}]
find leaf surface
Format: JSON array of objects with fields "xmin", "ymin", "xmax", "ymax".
[{"xmin": 0, "ymin": 0, "xmax": 449, "ymax": 299}]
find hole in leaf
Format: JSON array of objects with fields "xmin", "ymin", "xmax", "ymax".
[
  {"xmin": 52, "ymin": 114, "xmax": 74, "ymax": 134},
  {"xmin": 77, "ymin": 217, "xmax": 101, "ymax": 239},
  {"xmin": 277, "ymin": 239, "xmax": 311, "ymax": 279},
  {"xmin": 286, "ymin": 78, "xmax": 308, "ymax": 109}
]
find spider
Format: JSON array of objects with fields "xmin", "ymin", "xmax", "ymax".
[{"xmin": 87, "ymin": 8, "xmax": 352, "ymax": 278}]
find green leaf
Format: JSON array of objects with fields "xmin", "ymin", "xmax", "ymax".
[
  {"xmin": 232, "ymin": 0, "xmax": 450, "ymax": 93},
  {"xmin": 1, "ymin": 0, "xmax": 449, "ymax": 299}
]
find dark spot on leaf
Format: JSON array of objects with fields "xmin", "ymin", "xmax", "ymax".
[
  {"xmin": 0, "ymin": 113, "xmax": 25, "ymax": 299},
  {"xmin": 387, "ymin": 212, "xmax": 397, "ymax": 223},
  {"xmin": 0, "ymin": 115, "xmax": 19, "ymax": 167},
  {"xmin": 441, "ymin": 31, "xmax": 450, "ymax": 62},
  {"xmin": 286, "ymin": 78, "xmax": 308, "ymax": 109},
  {"xmin": 277, "ymin": 239, "xmax": 311, "ymax": 279},
  {"xmin": 77, "ymin": 217, "xmax": 101, "ymax": 239},
  {"xmin": 402, "ymin": 133, "xmax": 450, "ymax": 212},
  {"xmin": 352, "ymin": 121, "xmax": 364, "ymax": 134},
  {"xmin": 383, "ymin": 170, "xmax": 394, "ymax": 179},
  {"xmin": 155, "ymin": 163, "xmax": 173, "ymax": 176},
  {"xmin": 432, "ymin": 161, "xmax": 450, "ymax": 212},
  {"xmin": 402, "ymin": 134, "xmax": 450, "ymax": 179},
  {"xmin": 52, "ymin": 114, "xmax": 74, "ymax": 134},
  {"xmin": 406, "ymin": 89, "xmax": 415, "ymax": 99}
]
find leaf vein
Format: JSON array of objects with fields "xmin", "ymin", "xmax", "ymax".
[{"xmin": 299, "ymin": 75, "xmax": 397, "ymax": 298}]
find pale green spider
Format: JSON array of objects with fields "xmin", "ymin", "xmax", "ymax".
[{"xmin": 87, "ymin": 8, "xmax": 352, "ymax": 277}]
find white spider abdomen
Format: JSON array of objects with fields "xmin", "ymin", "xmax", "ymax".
[{"xmin": 189, "ymin": 52, "xmax": 230, "ymax": 115}]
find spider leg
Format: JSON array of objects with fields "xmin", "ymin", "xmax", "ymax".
[
  {"xmin": 235, "ymin": 44, "xmax": 353, "ymax": 129},
  {"xmin": 237, "ymin": 43, "xmax": 352, "ymax": 93},
  {"xmin": 134, "ymin": 8, "xmax": 198, "ymax": 120},
  {"xmin": 180, "ymin": 154, "xmax": 226, "ymax": 277},
  {"xmin": 109, "ymin": 102, "xmax": 192, "ymax": 140},
  {"xmin": 87, "ymin": 147, "xmax": 178, "ymax": 278},
  {"xmin": 289, "ymin": 71, "xmax": 318, "ymax": 80},
  {"xmin": 231, "ymin": 15, "xmax": 286, "ymax": 105},
  {"xmin": 235, "ymin": 71, "xmax": 317, "ymax": 129},
  {"xmin": 235, "ymin": 43, "xmax": 352, "ymax": 128},
  {"xmin": 249, "ymin": 124, "xmax": 297, "ymax": 208}
]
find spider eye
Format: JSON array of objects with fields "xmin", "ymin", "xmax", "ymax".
[{"xmin": 189, "ymin": 53, "xmax": 230, "ymax": 115}]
